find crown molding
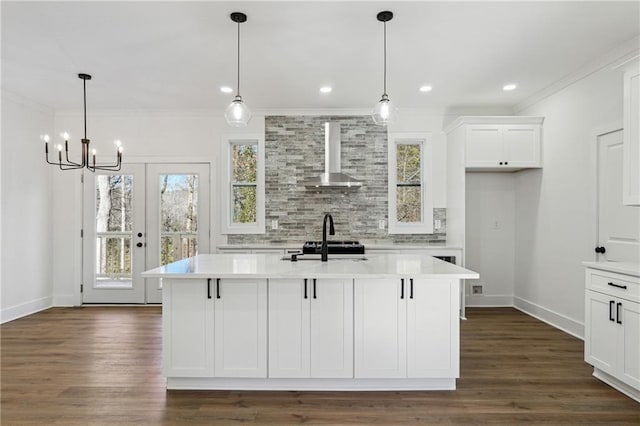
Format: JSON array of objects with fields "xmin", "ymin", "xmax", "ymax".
[
  {"xmin": 514, "ymin": 36, "xmax": 640, "ymax": 113},
  {"xmin": 443, "ymin": 116, "xmax": 544, "ymax": 134},
  {"xmin": 1, "ymin": 89, "xmax": 54, "ymax": 115}
]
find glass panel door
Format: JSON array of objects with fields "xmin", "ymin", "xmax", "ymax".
[
  {"xmin": 145, "ymin": 164, "xmax": 210, "ymax": 303},
  {"xmin": 82, "ymin": 164, "xmax": 146, "ymax": 303}
]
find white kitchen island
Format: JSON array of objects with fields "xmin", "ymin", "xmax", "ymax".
[{"xmin": 142, "ymin": 253, "xmax": 479, "ymax": 391}]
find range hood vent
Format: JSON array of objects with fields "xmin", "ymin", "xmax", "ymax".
[{"xmin": 304, "ymin": 122, "xmax": 362, "ymax": 189}]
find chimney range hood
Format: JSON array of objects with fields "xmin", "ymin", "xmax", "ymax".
[{"xmin": 304, "ymin": 122, "xmax": 362, "ymax": 189}]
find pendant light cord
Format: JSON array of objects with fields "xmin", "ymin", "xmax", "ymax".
[
  {"xmin": 236, "ymin": 21, "xmax": 241, "ymax": 97},
  {"xmin": 83, "ymin": 78, "xmax": 87, "ymax": 139},
  {"xmin": 383, "ymin": 20, "xmax": 387, "ymax": 96}
]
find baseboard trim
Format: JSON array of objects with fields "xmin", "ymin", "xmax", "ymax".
[
  {"xmin": 466, "ymin": 294, "xmax": 513, "ymax": 307},
  {"xmin": 1, "ymin": 296, "xmax": 53, "ymax": 324},
  {"xmin": 513, "ymin": 296, "xmax": 584, "ymax": 340},
  {"xmin": 53, "ymin": 294, "xmax": 76, "ymax": 307}
]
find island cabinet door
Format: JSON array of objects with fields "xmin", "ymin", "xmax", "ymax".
[
  {"xmin": 354, "ymin": 278, "xmax": 407, "ymax": 378},
  {"xmin": 162, "ymin": 279, "xmax": 215, "ymax": 377},
  {"xmin": 407, "ymin": 278, "xmax": 459, "ymax": 378},
  {"xmin": 214, "ymin": 279, "xmax": 267, "ymax": 377},
  {"xmin": 310, "ymin": 279, "xmax": 354, "ymax": 378},
  {"xmin": 268, "ymin": 279, "xmax": 311, "ymax": 378}
]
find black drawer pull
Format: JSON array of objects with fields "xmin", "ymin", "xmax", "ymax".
[
  {"xmin": 216, "ymin": 278, "xmax": 221, "ymax": 299},
  {"xmin": 609, "ymin": 300, "xmax": 615, "ymax": 322},
  {"xmin": 400, "ymin": 279, "xmax": 405, "ymax": 299},
  {"xmin": 313, "ymin": 279, "xmax": 317, "ymax": 299},
  {"xmin": 608, "ymin": 282, "xmax": 628, "ymax": 290},
  {"xmin": 616, "ymin": 302, "xmax": 622, "ymax": 324},
  {"xmin": 207, "ymin": 278, "xmax": 212, "ymax": 299},
  {"xmin": 410, "ymin": 278, "xmax": 414, "ymax": 299},
  {"xmin": 304, "ymin": 279, "xmax": 308, "ymax": 299}
]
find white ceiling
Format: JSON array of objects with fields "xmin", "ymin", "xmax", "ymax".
[{"xmin": 2, "ymin": 1, "xmax": 639, "ymax": 111}]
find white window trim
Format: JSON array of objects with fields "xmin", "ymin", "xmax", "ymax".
[
  {"xmin": 221, "ymin": 134, "xmax": 265, "ymax": 234},
  {"xmin": 388, "ymin": 132, "xmax": 434, "ymax": 234}
]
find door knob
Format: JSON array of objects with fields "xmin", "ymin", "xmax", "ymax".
[
  {"xmin": 136, "ymin": 242, "xmax": 143, "ymax": 248},
  {"xmin": 595, "ymin": 246, "xmax": 606, "ymax": 254}
]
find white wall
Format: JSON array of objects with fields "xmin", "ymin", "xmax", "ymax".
[
  {"xmin": 465, "ymin": 173, "xmax": 515, "ymax": 306},
  {"xmin": 1, "ymin": 93, "xmax": 55, "ymax": 322},
  {"xmin": 514, "ymin": 65, "xmax": 626, "ymax": 338}
]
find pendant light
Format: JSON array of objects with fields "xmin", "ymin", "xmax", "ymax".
[
  {"xmin": 224, "ymin": 12, "xmax": 252, "ymax": 127},
  {"xmin": 43, "ymin": 73, "xmax": 122, "ymax": 171},
  {"xmin": 371, "ymin": 11, "xmax": 398, "ymax": 126}
]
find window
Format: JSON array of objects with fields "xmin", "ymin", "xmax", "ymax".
[
  {"xmin": 388, "ymin": 133, "xmax": 433, "ymax": 234},
  {"xmin": 222, "ymin": 134, "xmax": 265, "ymax": 234}
]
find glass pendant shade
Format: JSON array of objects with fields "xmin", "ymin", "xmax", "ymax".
[
  {"xmin": 371, "ymin": 94, "xmax": 399, "ymax": 126},
  {"xmin": 225, "ymin": 95, "xmax": 252, "ymax": 127}
]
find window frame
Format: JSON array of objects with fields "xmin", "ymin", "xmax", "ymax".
[
  {"xmin": 221, "ymin": 134, "xmax": 265, "ymax": 234},
  {"xmin": 388, "ymin": 132, "xmax": 433, "ymax": 234}
]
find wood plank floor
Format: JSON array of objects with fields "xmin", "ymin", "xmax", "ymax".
[{"xmin": 1, "ymin": 307, "xmax": 638, "ymax": 425}]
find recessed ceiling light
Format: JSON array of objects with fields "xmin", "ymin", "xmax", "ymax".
[
  {"xmin": 220, "ymin": 86, "xmax": 233, "ymax": 94},
  {"xmin": 419, "ymin": 85, "xmax": 432, "ymax": 92},
  {"xmin": 320, "ymin": 86, "xmax": 332, "ymax": 94},
  {"xmin": 503, "ymin": 83, "xmax": 517, "ymax": 91}
]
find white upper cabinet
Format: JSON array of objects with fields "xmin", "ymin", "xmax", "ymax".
[
  {"xmin": 445, "ymin": 116, "xmax": 544, "ymax": 171},
  {"xmin": 620, "ymin": 57, "xmax": 640, "ymax": 205}
]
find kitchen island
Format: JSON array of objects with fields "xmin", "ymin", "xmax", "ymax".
[{"xmin": 142, "ymin": 253, "xmax": 479, "ymax": 391}]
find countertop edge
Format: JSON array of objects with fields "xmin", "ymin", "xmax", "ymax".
[{"xmin": 582, "ymin": 261, "xmax": 640, "ymax": 278}]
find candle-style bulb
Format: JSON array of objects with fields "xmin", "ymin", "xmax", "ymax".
[
  {"xmin": 114, "ymin": 140, "xmax": 122, "ymax": 147},
  {"xmin": 61, "ymin": 132, "xmax": 69, "ymax": 141},
  {"xmin": 92, "ymin": 149, "xmax": 97, "ymax": 155},
  {"xmin": 42, "ymin": 134, "xmax": 50, "ymax": 143},
  {"xmin": 56, "ymin": 144, "xmax": 63, "ymax": 151}
]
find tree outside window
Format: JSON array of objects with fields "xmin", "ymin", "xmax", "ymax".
[{"xmin": 231, "ymin": 143, "xmax": 257, "ymax": 224}]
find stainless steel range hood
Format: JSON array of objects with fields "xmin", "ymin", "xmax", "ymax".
[{"xmin": 304, "ymin": 122, "xmax": 362, "ymax": 189}]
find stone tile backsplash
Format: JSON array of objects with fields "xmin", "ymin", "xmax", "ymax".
[{"xmin": 227, "ymin": 115, "xmax": 446, "ymax": 245}]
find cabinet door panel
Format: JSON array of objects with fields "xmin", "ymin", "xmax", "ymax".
[
  {"xmin": 311, "ymin": 279, "xmax": 353, "ymax": 378},
  {"xmin": 623, "ymin": 63, "xmax": 640, "ymax": 205},
  {"xmin": 503, "ymin": 125, "xmax": 540, "ymax": 167},
  {"xmin": 355, "ymin": 279, "xmax": 406, "ymax": 378},
  {"xmin": 585, "ymin": 291, "xmax": 618, "ymax": 374},
  {"xmin": 214, "ymin": 279, "xmax": 267, "ymax": 377},
  {"xmin": 465, "ymin": 126, "xmax": 503, "ymax": 167},
  {"xmin": 163, "ymin": 279, "xmax": 214, "ymax": 377},
  {"xmin": 619, "ymin": 301, "xmax": 640, "ymax": 388},
  {"xmin": 268, "ymin": 279, "xmax": 310, "ymax": 378},
  {"xmin": 407, "ymin": 279, "xmax": 458, "ymax": 378}
]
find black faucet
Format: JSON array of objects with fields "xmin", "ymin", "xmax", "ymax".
[{"xmin": 321, "ymin": 213, "xmax": 335, "ymax": 262}]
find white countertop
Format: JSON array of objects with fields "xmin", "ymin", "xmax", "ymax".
[
  {"xmin": 216, "ymin": 244, "xmax": 463, "ymax": 251},
  {"xmin": 583, "ymin": 261, "xmax": 640, "ymax": 277},
  {"xmin": 142, "ymin": 253, "xmax": 479, "ymax": 280}
]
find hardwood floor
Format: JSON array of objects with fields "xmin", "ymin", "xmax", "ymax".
[{"xmin": 1, "ymin": 307, "xmax": 638, "ymax": 424}]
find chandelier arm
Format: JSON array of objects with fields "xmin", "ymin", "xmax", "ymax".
[
  {"xmin": 64, "ymin": 149, "xmax": 83, "ymax": 167},
  {"xmin": 93, "ymin": 164, "xmax": 123, "ymax": 172}
]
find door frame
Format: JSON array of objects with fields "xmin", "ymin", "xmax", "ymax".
[
  {"xmin": 590, "ymin": 121, "xmax": 623, "ymax": 262},
  {"xmin": 75, "ymin": 156, "xmax": 216, "ymax": 305}
]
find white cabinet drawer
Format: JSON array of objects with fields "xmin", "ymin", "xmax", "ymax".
[{"xmin": 587, "ymin": 269, "xmax": 640, "ymax": 303}]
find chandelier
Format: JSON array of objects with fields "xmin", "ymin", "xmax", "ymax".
[{"xmin": 44, "ymin": 73, "xmax": 122, "ymax": 171}]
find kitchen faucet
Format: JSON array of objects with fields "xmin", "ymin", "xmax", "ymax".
[{"xmin": 321, "ymin": 213, "xmax": 335, "ymax": 262}]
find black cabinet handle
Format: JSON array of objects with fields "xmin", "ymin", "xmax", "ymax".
[
  {"xmin": 137, "ymin": 232, "xmax": 143, "ymax": 238},
  {"xmin": 410, "ymin": 278, "xmax": 414, "ymax": 299},
  {"xmin": 499, "ymin": 162, "xmax": 503, "ymax": 165},
  {"xmin": 207, "ymin": 278, "xmax": 212, "ymax": 299},
  {"xmin": 616, "ymin": 302, "xmax": 622, "ymax": 324},
  {"xmin": 608, "ymin": 282, "xmax": 628, "ymax": 290},
  {"xmin": 595, "ymin": 246, "xmax": 606, "ymax": 254},
  {"xmin": 609, "ymin": 300, "xmax": 615, "ymax": 321},
  {"xmin": 304, "ymin": 279, "xmax": 308, "ymax": 299},
  {"xmin": 505, "ymin": 161, "xmax": 509, "ymax": 165},
  {"xmin": 313, "ymin": 279, "xmax": 317, "ymax": 299},
  {"xmin": 136, "ymin": 242, "xmax": 143, "ymax": 248},
  {"xmin": 216, "ymin": 278, "xmax": 221, "ymax": 299},
  {"xmin": 400, "ymin": 278, "xmax": 405, "ymax": 299}
]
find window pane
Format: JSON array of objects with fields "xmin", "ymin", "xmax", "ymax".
[
  {"xmin": 95, "ymin": 236, "xmax": 132, "ymax": 286},
  {"xmin": 396, "ymin": 144, "xmax": 421, "ymax": 184},
  {"xmin": 96, "ymin": 175, "xmax": 133, "ymax": 232},
  {"xmin": 160, "ymin": 174, "xmax": 199, "ymax": 265},
  {"xmin": 233, "ymin": 185, "xmax": 257, "ymax": 223},
  {"xmin": 161, "ymin": 236, "xmax": 198, "ymax": 266},
  {"xmin": 397, "ymin": 186, "xmax": 421, "ymax": 223},
  {"xmin": 232, "ymin": 144, "xmax": 257, "ymax": 183}
]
